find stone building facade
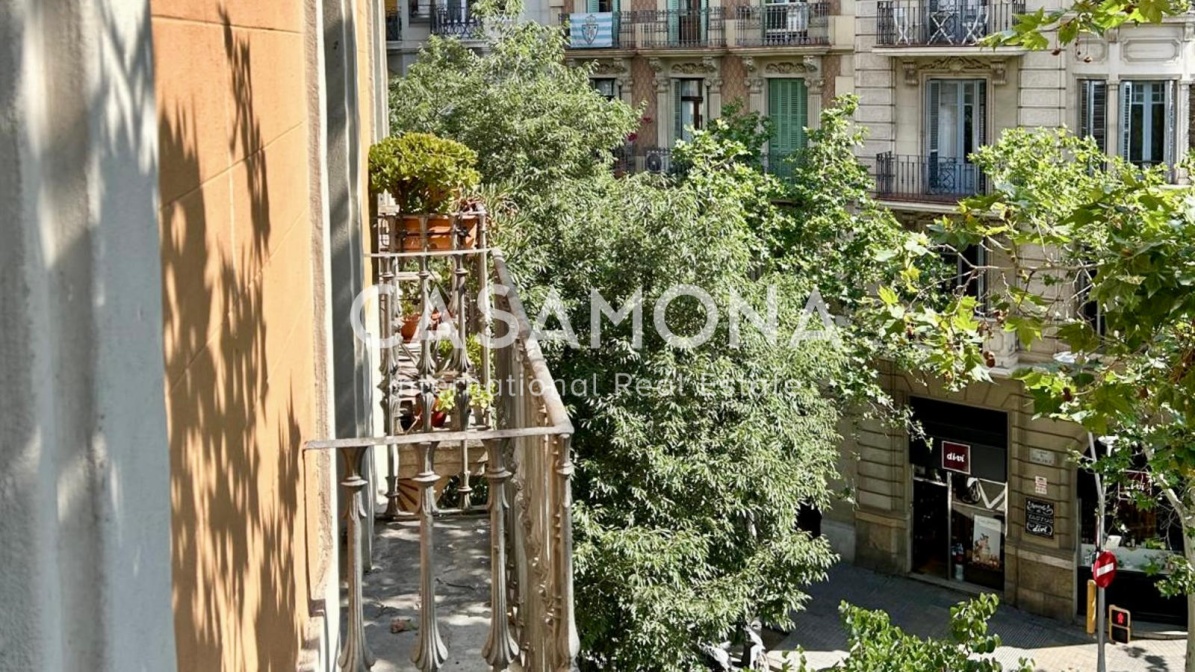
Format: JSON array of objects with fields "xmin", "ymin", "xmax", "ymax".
[{"xmin": 557, "ymin": 0, "xmax": 1195, "ymax": 625}]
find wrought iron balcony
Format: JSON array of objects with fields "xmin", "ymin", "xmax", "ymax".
[
  {"xmin": 876, "ymin": 0, "xmax": 1024, "ymax": 47},
  {"xmin": 386, "ymin": 10, "xmax": 402, "ymax": 41},
  {"xmin": 874, "ymin": 152, "xmax": 987, "ymax": 201},
  {"xmin": 733, "ymin": 2, "xmax": 830, "ymax": 47},
  {"xmin": 637, "ymin": 8, "xmax": 726, "ymax": 49},
  {"xmin": 561, "ymin": 11, "xmax": 636, "ymax": 49},
  {"xmin": 306, "ymin": 210, "xmax": 576, "ymax": 672},
  {"xmin": 432, "ymin": 4, "xmax": 485, "ymax": 39}
]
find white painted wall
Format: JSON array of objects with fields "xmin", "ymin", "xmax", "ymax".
[{"xmin": 0, "ymin": 0, "xmax": 176, "ymax": 670}]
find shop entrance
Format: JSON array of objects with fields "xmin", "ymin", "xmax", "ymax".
[{"xmin": 909, "ymin": 397, "xmax": 1008, "ymax": 591}]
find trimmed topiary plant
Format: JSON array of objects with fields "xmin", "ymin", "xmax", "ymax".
[
  {"xmin": 369, "ymin": 132, "xmax": 483, "ymax": 251},
  {"xmin": 369, "ymin": 132, "xmax": 481, "ymax": 213}
]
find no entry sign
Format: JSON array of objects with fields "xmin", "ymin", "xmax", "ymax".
[{"xmin": 1093, "ymin": 551, "xmax": 1117, "ymax": 589}]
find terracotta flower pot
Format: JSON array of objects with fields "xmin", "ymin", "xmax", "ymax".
[
  {"xmin": 400, "ymin": 309, "xmax": 441, "ymax": 342},
  {"xmin": 398, "ymin": 214, "xmax": 478, "ymax": 251}
]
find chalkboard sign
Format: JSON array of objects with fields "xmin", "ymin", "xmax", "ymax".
[{"xmin": 1025, "ymin": 498, "xmax": 1055, "ymax": 539}]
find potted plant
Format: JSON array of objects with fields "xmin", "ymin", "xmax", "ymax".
[{"xmin": 368, "ymin": 132, "xmax": 482, "ymax": 251}]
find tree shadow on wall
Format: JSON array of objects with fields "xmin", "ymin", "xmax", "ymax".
[{"xmin": 160, "ymin": 9, "xmax": 317, "ymax": 672}]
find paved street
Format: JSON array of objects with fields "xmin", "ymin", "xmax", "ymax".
[{"xmin": 771, "ymin": 564, "xmax": 1187, "ymax": 672}]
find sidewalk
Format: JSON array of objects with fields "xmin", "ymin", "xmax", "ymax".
[{"xmin": 770, "ymin": 564, "xmax": 1187, "ymax": 672}]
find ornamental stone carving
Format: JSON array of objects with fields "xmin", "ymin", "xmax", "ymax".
[
  {"xmin": 590, "ymin": 60, "xmax": 628, "ymax": 75},
  {"xmin": 671, "ymin": 60, "xmax": 718, "ymax": 74},
  {"xmin": 902, "ymin": 56, "xmax": 1007, "ymax": 86},
  {"xmin": 764, "ymin": 61, "xmax": 815, "ymax": 74}
]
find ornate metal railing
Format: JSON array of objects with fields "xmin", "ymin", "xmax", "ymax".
[
  {"xmin": 876, "ymin": 0, "xmax": 1024, "ymax": 46},
  {"xmin": 733, "ymin": 2, "xmax": 831, "ymax": 47},
  {"xmin": 432, "ymin": 4, "xmax": 485, "ymax": 38},
  {"xmin": 560, "ymin": 11, "xmax": 636, "ymax": 49},
  {"xmin": 305, "ymin": 210, "xmax": 576, "ymax": 672},
  {"xmin": 637, "ymin": 8, "xmax": 726, "ymax": 48},
  {"xmin": 386, "ymin": 10, "xmax": 402, "ymax": 41},
  {"xmin": 874, "ymin": 152, "xmax": 987, "ymax": 201}
]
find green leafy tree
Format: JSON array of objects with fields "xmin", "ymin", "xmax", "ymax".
[
  {"xmin": 788, "ymin": 595, "xmax": 1032, "ymax": 672},
  {"xmin": 912, "ymin": 126, "xmax": 1195, "ymax": 669},
  {"xmin": 389, "ymin": 20, "xmax": 637, "ymax": 188},
  {"xmin": 984, "ymin": 0, "xmax": 1186, "ymax": 51},
  {"xmin": 389, "ymin": 20, "xmax": 959, "ymax": 668}
]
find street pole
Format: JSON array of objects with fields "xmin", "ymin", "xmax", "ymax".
[{"xmin": 1090, "ymin": 432, "xmax": 1107, "ymax": 672}]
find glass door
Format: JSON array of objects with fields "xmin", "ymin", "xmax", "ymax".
[
  {"xmin": 925, "ymin": 79, "xmax": 985, "ymax": 195},
  {"xmin": 912, "ymin": 469, "xmax": 949, "ymax": 579}
]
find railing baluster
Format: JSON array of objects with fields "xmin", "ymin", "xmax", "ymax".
[
  {"xmin": 338, "ymin": 446, "xmax": 377, "ymax": 672},
  {"xmin": 483, "ymin": 438, "xmax": 520, "ymax": 671},
  {"xmin": 553, "ymin": 434, "xmax": 579, "ymax": 671},
  {"xmin": 412, "ymin": 440, "xmax": 448, "ymax": 671}
]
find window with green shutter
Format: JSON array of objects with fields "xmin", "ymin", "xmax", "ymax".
[{"xmin": 767, "ymin": 78, "xmax": 808, "ymax": 173}]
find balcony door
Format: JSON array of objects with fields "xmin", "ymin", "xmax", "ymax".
[
  {"xmin": 1120, "ymin": 80, "xmax": 1175, "ymax": 171},
  {"xmin": 925, "ymin": 79, "xmax": 985, "ymax": 195},
  {"xmin": 674, "ymin": 78, "xmax": 705, "ymax": 144},
  {"xmin": 669, "ymin": 0, "xmax": 708, "ymax": 45},
  {"xmin": 926, "ymin": 0, "xmax": 988, "ymax": 44}
]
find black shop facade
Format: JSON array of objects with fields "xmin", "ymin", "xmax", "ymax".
[{"xmin": 909, "ymin": 397, "xmax": 1010, "ymax": 591}]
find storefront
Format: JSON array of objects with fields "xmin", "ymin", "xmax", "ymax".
[
  {"xmin": 1075, "ymin": 463, "xmax": 1188, "ymax": 625},
  {"xmin": 909, "ymin": 397, "xmax": 1009, "ymax": 591}
]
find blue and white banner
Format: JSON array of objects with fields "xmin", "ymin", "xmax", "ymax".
[{"xmin": 568, "ymin": 12, "xmax": 615, "ymax": 48}]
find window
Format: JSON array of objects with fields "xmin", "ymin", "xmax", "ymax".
[
  {"xmin": 1120, "ymin": 80, "xmax": 1176, "ymax": 170},
  {"xmin": 767, "ymin": 78, "xmax": 808, "ymax": 175},
  {"xmin": 1076, "ymin": 265, "xmax": 1106, "ymax": 337},
  {"xmin": 586, "ymin": 0, "xmax": 617, "ymax": 11},
  {"xmin": 940, "ymin": 244, "xmax": 987, "ymax": 308},
  {"xmin": 926, "ymin": 79, "xmax": 986, "ymax": 195},
  {"xmin": 591, "ymin": 78, "xmax": 617, "ymax": 101},
  {"xmin": 1078, "ymin": 79, "xmax": 1107, "ymax": 152},
  {"xmin": 674, "ymin": 78, "xmax": 705, "ymax": 144}
]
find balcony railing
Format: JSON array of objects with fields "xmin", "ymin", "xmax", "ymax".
[
  {"xmin": 386, "ymin": 10, "xmax": 402, "ymax": 41},
  {"xmin": 306, "ymin": 210, "xmax": 577, "ymax": 672},
  {"xmin": 638, "ymin": 8, "xmax": 726, "ymax": 49},
  {"xmin": 734, "ymin": 2, "xmax": 831, "ymax": 47},
  {"xmin": 432, "ymin": 5, "xmax": 484, "ymax": 38},
  {"xmin": 874, "ymin": 152, "xmax": 986, "ymax": 201},
  {"xmin": 561, "ymin": 11, "xmax": 636, "ymax": 49},
  {"xmin": 876, "ymin": 0, "xmax": 1024, "ymax": 47}
]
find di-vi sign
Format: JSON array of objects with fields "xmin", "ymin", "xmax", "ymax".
[{"xmin": 941, "ymin": 441, "xmax": 971, "ymax": 475}]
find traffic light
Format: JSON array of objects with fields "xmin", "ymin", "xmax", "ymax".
[{"xmin": 1108, "ymin": 605, "xmax": 1131, "ymax": 644}]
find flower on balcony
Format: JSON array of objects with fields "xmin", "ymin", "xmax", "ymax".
[
  {"xmin": 626, "ymin": 132, "xmax": 638, "ymax": 143},
  {"xmin": 640, "ymin": 115, "xmax": 652, "ymax": 124}
]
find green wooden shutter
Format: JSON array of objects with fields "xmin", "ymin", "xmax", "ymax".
[
  {"xmin": 768, "ymin": 78, "xmax": 808, "ymax": 154},
  {"xmin": 586, "ymin": 0, "xmax": 599, "ymax": 12}
]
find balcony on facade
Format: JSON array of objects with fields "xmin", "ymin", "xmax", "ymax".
[
  {"xmin": 874, "ymin": 152, "xmax": 986, "ymax": 203},
  {"xmin": 613, "ymin": 147, "xmax": 804, "ymax": 176},
  {"xmin": 876, "ymin": 0, "xmax": 1024, "ymax": 48},
  {"xmin": 387, "ymin": 9, "xmax": 402, "ymax": 42},
  {"xmin": 638, "ymin": 8, "xmax": 726, "ymax": 50},
  {"xmin": 432, "ymin": 3, "xmax": 485, "ymax": 39},
  {"xmin": 733, "ymin": 2, "xmax": 830, "ymax": 48},
  {"xmin": 561, "ymin": 11, "xmax": 636, "ymax": 50},
  {"xmin": 307, "ymin": 210, "xmax": 578, "ymax": 671}
]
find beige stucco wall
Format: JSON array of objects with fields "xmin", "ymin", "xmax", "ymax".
[{"xmin": 151, "ymin": 0, "xmax": 367, "ymax": 668}]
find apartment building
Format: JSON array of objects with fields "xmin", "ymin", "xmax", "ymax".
[
  {"xmin": 559, "ymin": 0, "xmax": 1195, "ymax": 625},
  {"xmin": 383, "ymin": 0, "xmax": 555, "ymax": 74}
]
